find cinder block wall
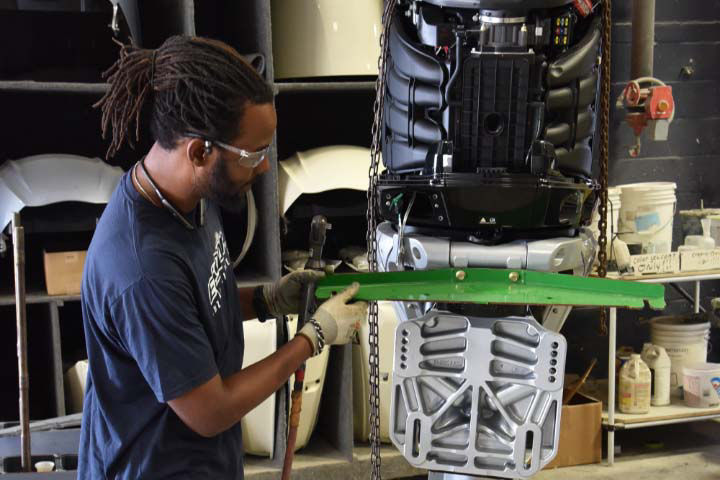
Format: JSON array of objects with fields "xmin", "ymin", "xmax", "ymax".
[{"xmin": 563, "ymin": 0, "xmax": 720, "ymax": 375}]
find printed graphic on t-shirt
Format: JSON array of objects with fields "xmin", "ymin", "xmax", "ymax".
[{"xmin": 208, "ymin": 230, "xmax": 231, "ymax": 315}]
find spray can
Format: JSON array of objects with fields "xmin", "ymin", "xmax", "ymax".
[
  {"xmin": 619, "ymin": 354, "xmax": 652, "ymax": 414},
  {"xmin": 642, "ymin": 345, "xmax": 671, "ymax": 406}
]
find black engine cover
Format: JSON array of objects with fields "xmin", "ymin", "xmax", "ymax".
[{"xmin": 379, "ymin": 0, "xmax": 604, "ymax": 236}]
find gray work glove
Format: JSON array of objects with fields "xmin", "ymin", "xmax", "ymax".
[
  {"xmin": 262, "ymin": 270, "xmax": 326, "ymax": 317},
  {"xmin": 299, "ymin": 283, "xmax": 368, "ymax": 355}
]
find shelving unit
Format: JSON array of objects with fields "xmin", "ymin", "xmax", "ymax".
[
  {"xmin": 0, "ymin": 293, "xmax": 80, "ymax": 307},
  {"xmin": 0, "ymin": 81, "xmax": 107, "ymax": 94},
  {"xmin": 605, "ymin": 270, "xmax": 720, "ymax": 466},
  {"xmin": 0, "ymin": 1, "xmax": 194, "ymax": 434},
  {"xmin": 605, "ymin": 396, "xmax": 720, "ymax": 429},
  {"xmin": 0, "ymin": 1, "xmax": 413, "ymax": 477},
  {"xmin": 0, "ymin": 1, "xmax": 381, "ymax": 477},
  {"xmin": 275, "ymin": 81, "xmax": 376, "ymax": 93}
]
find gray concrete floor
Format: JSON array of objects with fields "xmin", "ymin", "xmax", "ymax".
[
  {"xmin": 245, "ymin": 419, "xmax": 720, "ymax": 479},
  {"xmin": 401, "ymin": 420, "xmax": 720, "ymax": 480}
]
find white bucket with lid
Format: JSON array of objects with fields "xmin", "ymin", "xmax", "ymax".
[
  {"xmin": 682, "ymin": 363, "xmax": 720, "ymax": 408},
  {"xmin": 650, "ymin": 315, "xmax": 710, "ymax": 397},
  {"xmin": 618, "ymin": 182, "xmax": 677, "ymax": 254}
]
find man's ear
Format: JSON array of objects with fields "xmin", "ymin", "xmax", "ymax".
[{"xmin": 186, "ymin": 138, "xmax": 213, "ymax": 167}]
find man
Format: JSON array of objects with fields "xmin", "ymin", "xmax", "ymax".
[{"xmin": 79, "ymin": 35, "xmax": 368, "ymax": 479}]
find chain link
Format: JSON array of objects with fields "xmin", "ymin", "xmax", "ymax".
[
  {"xmin": 598, "ymin": 0, "xmax": 612, "ymax": 335},
  {"xmin": 367, "ymin": 2, "xmax": 398, "ymax": 478}
]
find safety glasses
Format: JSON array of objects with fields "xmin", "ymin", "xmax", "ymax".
[{"xmin": 186, "ymin": 133, "xmax": 269, "ymax": 169}]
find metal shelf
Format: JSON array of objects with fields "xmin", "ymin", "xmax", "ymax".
[
  {"xmin": 0, "ymin": 81, "xmax": 108, "ymax": 94},
  {"xmin": 275, "ymin": 81, "xmax": 376, "ymax": 93},
  {"xmin": 610, "ymin": 269, "xmax": 720, "ymax": 283},
  {"xmin": 605, "ymin": 269, "xmax": 720, "ymax": 466},
  {"xmin": 596, "ymin": 382, "xmax": 720, "ymax": 430},
  {"xmin": 0, "ymin": 275, "xmax": 275, "ymax": 307},
  {"xmin": 0, "ymin": 292, "xmax": 80, "ymax": 307}
]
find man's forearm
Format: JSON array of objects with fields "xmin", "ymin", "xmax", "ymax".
[
  {"xmin": 168, "ymin": 334, "xmax": 313, "ymax": 438},
  {"xmin": 220, "ymin": 335, "xmax": 312, "ymax": 425}
]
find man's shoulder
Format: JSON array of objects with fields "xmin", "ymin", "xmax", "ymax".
[{"xmin": 84, "ymin": 190, "xmax": 192, "ymax": 304}]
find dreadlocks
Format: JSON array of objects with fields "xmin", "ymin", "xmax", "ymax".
[{"xmin": 95, "ymin": 36, "xmax": 274, "ymax": 158}]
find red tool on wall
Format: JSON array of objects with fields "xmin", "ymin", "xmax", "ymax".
[{"xmin": 619, "ymin": 78, "xmax": 675, "ymax": 157}]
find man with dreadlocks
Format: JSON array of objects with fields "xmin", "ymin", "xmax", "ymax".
[{"xmin": 78, "ymin": 36, "xmax": 367, "ymax": 479}]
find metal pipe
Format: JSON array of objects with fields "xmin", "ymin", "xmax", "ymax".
[
  {"xmin": 281, "ymin": 216, "xmax": 330, "ymax": 480},
  {"xmin": 631, "ymin": 0, "xmax": 656, "ymax": 78},
  {"xmin": 12, "ymin": 212, "xmax": 31, "ymax": 472},
  {"xmin": 607, "ymin": 307, "xmax": 617, "ymax": 466},
  {"xmin": 668, "ymin": 283, "xmax": 706, "ymax": 313}
]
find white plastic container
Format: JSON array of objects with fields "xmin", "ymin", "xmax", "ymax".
[
  {"xmin": 684, "ymin": 235, "xmax": 716, "ymax": 250},
  {"xmin": 682, "ymin": 363, "xmax": 720, "ymax": 408},
  {"xmin": 616, "ymin": 345, "xmax": 634, "ymax": 377},
  {"xmin": 619, "ymin": 354, "xmax": 652, "ymax": 414},
  {"xmin": 34, "ymin": 461, "xmax": 55, "ymax": 473},
  {"xmin": 641, "ymin": 344, "xmax": 671, "ymax": 406},
  {"xmin": 650, "ymin": 316, "xmax": 710, "ymax": 397},
  {"xmin": 618, "ymin": 182, "xmax": 677, "ymax": 254}
]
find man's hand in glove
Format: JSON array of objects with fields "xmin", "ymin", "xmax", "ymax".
[
  {"xmin": 262, "ymin": 270, "xmax": 326, "ymax": 317},
  {"xmin": 298, "ymin": 283, "xmax": 368, "ymax": 355}
]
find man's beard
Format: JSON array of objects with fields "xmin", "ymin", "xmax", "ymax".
[{"xmin": 204, "ymin": 157, "xmax": 250, "ymax": 213}]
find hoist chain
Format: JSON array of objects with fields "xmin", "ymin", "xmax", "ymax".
[
  {"xmin": 367, "ymin": 1, "xmax": 398, "ymax": 478},
  {"xmin": 598, "ymin": 0, "xmax": 612, "ymax": 335}
]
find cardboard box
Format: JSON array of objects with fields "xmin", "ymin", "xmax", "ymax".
[
  {"xmin": 545, "ymin": 392, "xmax": 602, "ymax": 469},
  {"xmin": 43, "ymin": 250, "xmax": 87, "ymax": 295}
]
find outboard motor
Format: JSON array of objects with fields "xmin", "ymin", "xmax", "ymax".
[{"xmin": 367, "ymin": 1, "xmax": 609, "ymax": 478}]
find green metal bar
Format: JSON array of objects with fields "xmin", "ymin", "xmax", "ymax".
[{"xmin": 315, "ymin": 268, "xmax": 665, "ymax": 309}]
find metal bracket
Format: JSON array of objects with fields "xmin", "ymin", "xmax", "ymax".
[{"xmin": 316, "ymin": 268, "xmax": 665, "ymax": 310}]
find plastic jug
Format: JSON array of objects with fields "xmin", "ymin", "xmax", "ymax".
[
  {"xmin": 642, "ymin": 344, "xmax": 671, "ymax": 406},
  {"xmin": 619, "ymin": 354, "xmax": 652, "ymax": 414}
]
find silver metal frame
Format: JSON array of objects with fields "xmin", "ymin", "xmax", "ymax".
[
  {"xmin": 376, "ymin": 222, "xmax": 595, "ymax": 276},
  {"xmin": 391, "ymin": 312, "xmax": 566, "ymax": 478}
]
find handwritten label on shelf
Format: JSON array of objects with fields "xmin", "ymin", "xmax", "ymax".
[
  {"xmin": 629, "ymin": 252, "xmax": 680, "ymax": 275},
  {"xmin": 680, "ymin": 249, "xmax": 720, "ymax": 272}
]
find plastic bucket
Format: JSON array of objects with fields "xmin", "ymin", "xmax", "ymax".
[
  {"xmin": 650, "ymin": 316, "xmax": 710, "ymax": 396},
  {"xmin": 682, "ymin": 363, "xmax": 720, "ymax": 408},
  {"xmin": 618, "ymin": 182, "xmax": 677, "ymax": 254}
]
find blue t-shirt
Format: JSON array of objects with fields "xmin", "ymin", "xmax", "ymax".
[{"xmin": 78, "ymin": 171, "xmax": 245, "ymax": 479}]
